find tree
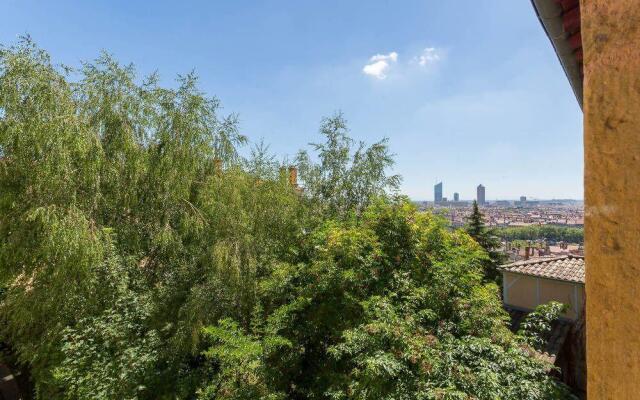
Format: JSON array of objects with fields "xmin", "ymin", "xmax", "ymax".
[
  {"xmin": 252, "ymin": 198, "xmax": 571, "ymax": 399},
  {"xmin": 0, "ymin": 40, "xmax": 570, "ymax": 400},
  {"xmin": 196, "ymin": 319, "xmax": 287, "ymax": 400},
  {"xmin": 465, "ymin": 200, "xmax": 505, "ymax": 281},
  {"xmin": 0, "ymin": 38, "xmax": 298, "ymax": 398},
  {"xmin": 295, "ymin": 112, "xmax": 401, "ymax": 218},
  {"xmin": 495, "ymin": 225, "xmax": 584, "ymax": 244}
]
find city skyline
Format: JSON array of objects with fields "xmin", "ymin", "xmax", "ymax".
[{"xmin": 423, "ymin": 180, "xmax": 581, "ymax": 202}]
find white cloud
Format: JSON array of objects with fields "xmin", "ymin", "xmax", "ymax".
[
  {"xmin": 362, "ymin": 51, "xmax": 398, "ymax": 79},
  {"xmin": 370, "ymin": 52, "xmax": 398, "ymax": 63},
  {"xmin": 416, "ymin": 47, "xmax": 441, "ymax": 67},
  {"xmin": 362, "ymin": 48, "xmax": 441, "ymax": 79}
]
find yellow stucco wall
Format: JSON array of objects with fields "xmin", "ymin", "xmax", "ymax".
[
  {"xmin": 539, "ymin": 278, "xmax": 583, "ymax": 319},
  {"xmin": 582, "ymin": 0, "xmax": 640, "ymax": 397},
  {"xmin": 504, "ymin": 272, "xmax": 538, "ymax": 310},
  {"xmin": 503, "ymin": 272, "xmax": 584, "ymax": 319}
]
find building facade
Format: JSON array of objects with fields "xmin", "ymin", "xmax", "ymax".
[
  {"xmin": 477, "ymin": 184, "xmax": 485, "ymax": 205},
  {"xmin": 434, "ymin": 182, "xmax": 443, "ymax": 203}
]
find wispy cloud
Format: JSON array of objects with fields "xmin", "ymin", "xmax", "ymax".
[
  {"xmin": 415, "ymin": 47, "xmax": 441, "ymax": 67},
  {"xmin": 363, "ymin": 47, "xmax": 442, "ymax": 80},
  {"xmin": 362, "ymin": 51, "xmax": 398, "ymax": 79}
]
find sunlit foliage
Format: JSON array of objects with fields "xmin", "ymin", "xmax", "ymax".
[{"xmin": 0, "ymin": 39, "xmax": 571, "ymax": 400}]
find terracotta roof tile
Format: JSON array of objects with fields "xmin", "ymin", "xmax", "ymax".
[{"xmin": 500, "ymin": 255, "xmax": 585, "ymax": 283}]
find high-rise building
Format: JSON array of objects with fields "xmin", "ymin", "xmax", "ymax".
[
  {"xmin": 520, "ymin": 196, "xmax": 527, "ymax": 202},
  {"xmin": 434, "ymin": 182, "xmax": 443, "ymax": 203},
  {"xmin": 477, "ymin": 184, "xmax": 486, "ymax": 205},
  {"xmin": 454, "ymin": 192, "xmax": 459, "ymax": 202}
]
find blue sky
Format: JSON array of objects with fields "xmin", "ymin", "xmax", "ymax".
[{"xmin": 2, "ymin": 0, "xmax": 583, "ymax": 200}]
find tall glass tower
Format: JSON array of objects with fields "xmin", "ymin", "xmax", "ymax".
[
  {"xmin": 434, "ymin": 182, "xmax": 443, "ymax": 203},
  {"xmin": 477, "ymin": 184, "xmax": 486, "ymax": 205}
]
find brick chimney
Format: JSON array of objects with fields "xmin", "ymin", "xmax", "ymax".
[
  {"xmin": 288, "ymin": 166, "xmax": 298, "ymax": 187},
  {"xmin": 213, "ymin": 158, "xmax": 223, "ymax": 175}
]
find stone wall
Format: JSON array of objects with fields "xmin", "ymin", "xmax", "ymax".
[{"xmin": 582, "ymin": 0, "xmax": 640, "ymax": 397}]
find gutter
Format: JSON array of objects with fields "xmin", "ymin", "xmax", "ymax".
[{"xmin": 531, "ymin": 0, "xmax": 583, "ymax": 109}]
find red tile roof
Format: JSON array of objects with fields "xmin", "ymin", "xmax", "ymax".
[{"xmin": 500, "ymin": 255, "xmax": 585, "ymax": 283}]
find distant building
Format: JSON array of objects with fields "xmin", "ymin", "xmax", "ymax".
[
  {"xmin": 454, "ymin": 192, "xmax": 459, "ymax": 202},
  {"xmin": 520, "ymin": 196, "xmax": 527, "ymax": 202},
  {"xmin": 434, "ymin": 182, "xmax": 443, "ymax": 203},
  {"xmin": 442, "ymin": 197, "xmax": 448, "ymax": 202},
  {"xmin": 477, "ymin": 184, "xmax": 486, "ymax": 205}
]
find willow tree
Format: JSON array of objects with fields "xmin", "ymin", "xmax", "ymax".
[
  {"xmin": 295, "ymin": 112, "xmax": 401, "ymax": 218},
  {"xmin": 0, "ymin": 38, "xmax": 301, "ymax": 398}
]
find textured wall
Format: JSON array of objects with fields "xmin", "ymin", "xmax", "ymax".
[
  {"xmin": 582, "ymin": 0, "xmax": 640, "ymax": 397},
  {"xmin": 503, "ymin": 272, "xmax": 584, "ymax": 319}
]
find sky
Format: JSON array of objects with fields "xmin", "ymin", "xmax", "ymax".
[{"xmin": 1, "ymin": 0, "xmax": 583, "ymax": 200}]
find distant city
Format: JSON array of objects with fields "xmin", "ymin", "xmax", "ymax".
[
  {"xmin": 414, "ymin": 181, "xmax": 585, "ymax": 262},
  {"xmin": 415, "ymin": 181, "xmax": 584, "ymax": 228},
  {"xmin": 420, "ymin": 181, "xmax": 583, "ymax": 208}
]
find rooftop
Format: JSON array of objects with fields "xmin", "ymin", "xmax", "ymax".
[{"xmin": 500, "ymin": 255, "xmax": 585, "ymax": 283}]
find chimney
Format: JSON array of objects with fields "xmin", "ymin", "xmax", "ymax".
[
  {"xmin": 213, "ymin": 158, "xmax": 223, "ymax": 175},
  {"xmin": 288, "ymin": 166, "xmax": 298, "ymax": 187}
]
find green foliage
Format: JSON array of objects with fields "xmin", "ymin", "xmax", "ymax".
[
  {"xmin": 251, "ymin": 198, "xmax": 571, "ymax": 399},
  {"xmin": 0, "ymin": 40, "xmax": 572, "ymax": 400},
  {"xmin": 518, "ymin": 301, "xmax": 568, "ymax": 352},
  {"xmin": 465, "ymin": 200, "xmax": 504, "ymax": 282},
  {"xmin": 295, "ymin": 112, "xmax": 401, "ymax": 218},
  {"xmin": 0, "ymin": 38, "xmax": 293, "ymax": 398},
  {"xmin": 197, "ymin": 319, "xmax": 287, "ymax": 400},
  {"xmin": 495, "ymin": 225, "xmax": 584, "ymax": 244},
  {"xmin": 54, "ymin": 293, "xmax": 161, "ymax": 400},
  {"xmin": 330, "ymin": 304, "xmax": 568, "ymax": 400}
]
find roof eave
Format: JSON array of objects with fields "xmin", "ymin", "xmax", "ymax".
[
  {"xmin": 531, "ymin": 0, "xmax": 583, "ymax": 109},
  {"xmin": 502, "ymin": 268, "xmax": 585, "ymax": 285}
]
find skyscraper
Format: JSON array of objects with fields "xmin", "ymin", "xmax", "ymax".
[
  {"xmin": 434, "ymin": 182, "xmax": 443, "ymax": 203},
  {"xmin": 477, "ymin": 184, "xmax": 486, "ymax": 205},
  {"xmin": 454, "ymin": 192, "xmax": 459, "ymax": 202}
]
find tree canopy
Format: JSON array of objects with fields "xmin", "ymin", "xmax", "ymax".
[
  {"xmin": 465, "ymin": 201, "xmax": 505, "ymax": 282},
  {"xmin": 0, "ymin": 39, "xmax": 572, "ymax": 400},
  {"xmin": 495, "ymin": 225, "xmax": 584, "ymax": 244}
]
